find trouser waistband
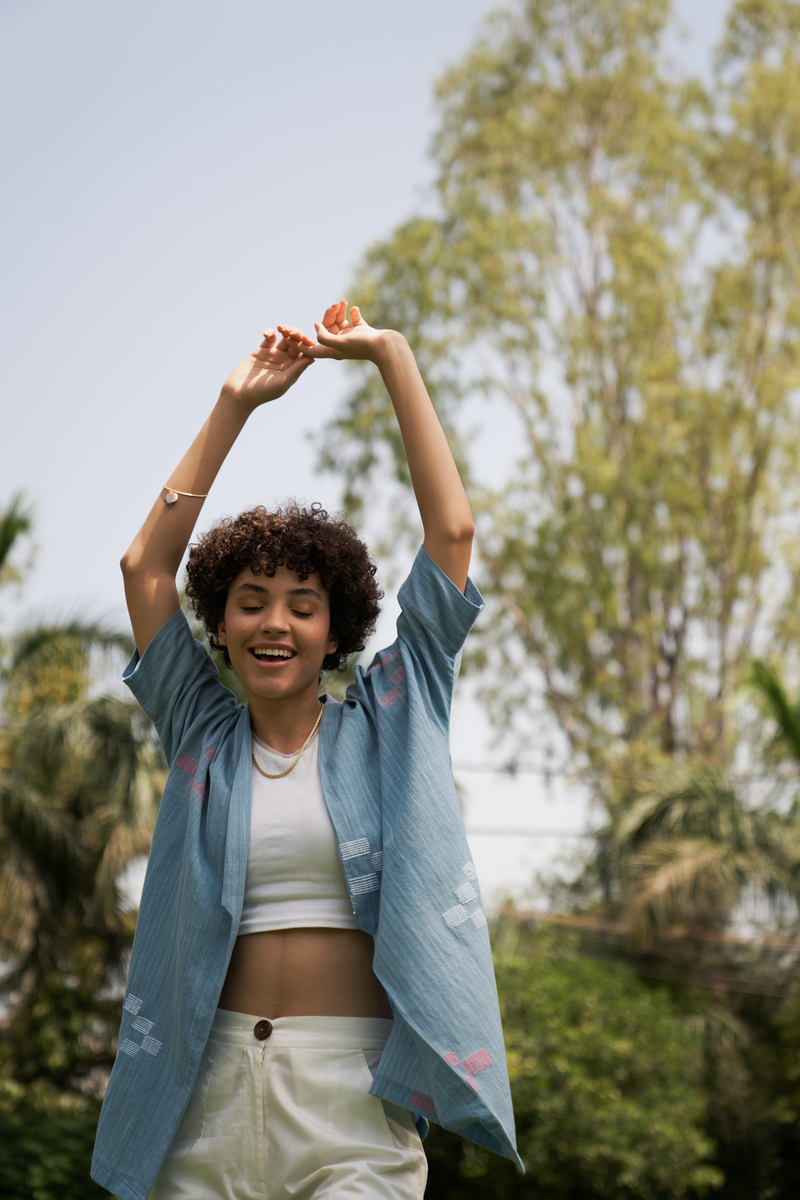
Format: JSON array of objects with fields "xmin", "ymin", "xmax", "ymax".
[{"xmin": 210, "ymin": 1008, "xmax": 394, "ymax": 1049}]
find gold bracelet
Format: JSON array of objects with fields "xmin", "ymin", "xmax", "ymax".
[{"xmin": 163, "ymin": 484, "xmax": 209, "ymax": 505}]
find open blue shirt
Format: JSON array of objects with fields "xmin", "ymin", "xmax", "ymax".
[{"xmin": 91, "ymin": 547, "xmax": 521, "ymax": 1200}]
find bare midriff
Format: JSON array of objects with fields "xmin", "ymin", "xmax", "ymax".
[{"xmin": 217, "ymin": 927, "xmax": 393, "ymax": 1019}]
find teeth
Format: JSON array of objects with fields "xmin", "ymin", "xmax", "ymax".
[{"xmin": 252, "ymin": 648, "xmax": 293, "ymax": 659}]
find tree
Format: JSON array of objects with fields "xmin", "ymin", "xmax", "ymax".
[
  {"xmin": 0, "ymin": 1084, "xmax": 110, "ymax": 1200},
  {"xmin": 582, "ymin": 766, "xmax": 798, "ymax": 944},
  {"xmin": 0, "ymin": 495, "xmax": 164, "ymax": 1093},
  {"xmin": 0, "ymin": 490, "xmax": 33, "ymax": 587},
  {"xmin": 319, "ymin": 0, "xmax": 800, "ymax": 794},
  {"xmin": 424, "ymin": 941, "xmax": 722, "ymax": 1198}
]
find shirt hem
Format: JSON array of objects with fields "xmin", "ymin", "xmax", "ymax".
[{"xmin": 91, "ymin": 1161, "xmax": 147, "ymax": 1200}]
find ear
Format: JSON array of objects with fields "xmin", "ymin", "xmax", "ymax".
[
  {"xmin": 218, "ymin": 619, "xmax": 228, "ymax": 647},
  {"xmin": 327, "ymin": 628, "xmax": 339, "ymax": 654}
]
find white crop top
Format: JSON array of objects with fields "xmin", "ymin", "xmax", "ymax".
[{"xmin": 239, "ymin": 727, "xmax": 358, "ymax": 935}]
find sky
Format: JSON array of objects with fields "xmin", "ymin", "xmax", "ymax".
[{"xmin": 1, "ymin": 0, "xmax": 730, "ymax": 905}]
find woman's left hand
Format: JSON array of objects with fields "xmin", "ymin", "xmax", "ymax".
[{"xmin": 289, "ymin": 301, "xmax": 391, "ymax": 363}]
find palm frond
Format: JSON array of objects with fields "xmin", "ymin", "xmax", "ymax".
[
  {"xmin": 0, "ymin": 850, "xmax": 50, "ymax": 963},
  {"xmin": 0, "ymin": 490, "xmax": 34, "ymax": 576},
  {"xmin": 615, "ymin": 767, "xmax": 769, "ymax": 851},
  {"xmin": 750, "ymin": 659, "xmax": 800, "ymax": 764},
  {"xmin": 5, "ymin": 616, "xmax": 134, "ymax": 675},
  {"xmin": 624, "ymin": 838, "xmax": 734, "ymax": 945},
  {"xmin": 0, "ymin": 776, "xmax": 86, "ymax": 869}
]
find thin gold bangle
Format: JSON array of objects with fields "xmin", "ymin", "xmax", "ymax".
[{"xmin": 163, "ymin": 484, "xmax": 209, "ymax": 505}]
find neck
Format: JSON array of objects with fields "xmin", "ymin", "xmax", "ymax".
[{"xmin": 247, "ymin": 687, "xmax": 323, "ymax": 755}]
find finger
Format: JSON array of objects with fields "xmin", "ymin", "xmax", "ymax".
[
  {"xmin": 285, "ymin": 354, "xmax": 316, "ymax": 380},
  {"xmin": 321, "ymin": 301, "xmax": 344, "ymax": 323},
  {"xmin": 315, "ymin": 320, "xmax": 337, "ymax": 346},
  {"xmin": 283, "ymin": 330, "xmax": 314, "ymax": 361},
  {"xmin": 321, "ymin": 300, "xmax": 347, "ymax": 333},
  {"xmin": 277, "ymin": 324, "xmax": 314, "ymax": 346},
  {"xmin": 313, "ymin": 324, "xmax": 345, "ymax": 358},
  {"xmin": 350, "ymin": 306, "xmax": 363, "ymax": 325},
  {"xmin": 303, "ymin": 339, "xmax": 342, "ymax": 360},
  {"xmin": 260, "ymin": 329, "xmax": 277, "ymax": 347}
]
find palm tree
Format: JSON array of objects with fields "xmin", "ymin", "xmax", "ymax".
[
  {"xmin": 750, "ymin": 659, "xmax": 800, "ymax": 776},
  {"xmin": 571, "ymin": 660, "xmax": 800, "ymax": 948},
  {"xmin": 592, "ymin": 767, "xmax": 800, "ymax": 947},
  {"xmin": 0, "ymin": 494, "xmax": 164, "ymax": 1092},
  {"xmin": 0, "ymin": 490, "xmax": 33, "ymax": 584}
]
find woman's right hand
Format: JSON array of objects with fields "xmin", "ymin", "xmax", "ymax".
[{"xmin": 221, "ymin": 327, "xmax": 315, "ymax": 410}]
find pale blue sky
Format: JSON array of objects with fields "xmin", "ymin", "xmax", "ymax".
[{"xmin": 2, "ymin": 0, "xmax": 730, "ymax": 899}]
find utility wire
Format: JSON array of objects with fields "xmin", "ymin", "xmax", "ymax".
[
  {"xmin": 466, "ymin": 826, "xmax": 593, "ymax": 838},
  {"xmin": 454, "ymin": 761, "xmax": 795, "ymax": 786}
]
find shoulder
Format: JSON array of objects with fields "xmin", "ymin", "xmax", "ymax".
[{"xmin": 123, "ymin": 609, "xmax": 241, "ymax": 753}]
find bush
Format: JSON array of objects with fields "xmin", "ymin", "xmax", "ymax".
[
  {"xmin": 425, "ymin": 951, "xmax": 723, "ymax": 1198},
  {"xmin": 0, "ymin": 1081, "xmax": 110, "ymax": 1200}
]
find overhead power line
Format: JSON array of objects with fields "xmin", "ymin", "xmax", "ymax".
[
  {"xmin": 466, "ymin": 826, "xmax": 593, "ymax": 838},
  {"xmin": 454, "ymin": 761, "xmax": 795, "ymax": 786}
]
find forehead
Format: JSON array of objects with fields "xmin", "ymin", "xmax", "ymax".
[{"xmin": 228, "ymin": 563, "xmax": 329, "ymax": 602}]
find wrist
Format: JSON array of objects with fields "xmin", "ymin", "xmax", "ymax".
[
  {"xmin": 217, "ymin": 385, "xmax": 254, "ymax": 423},
  {"xmin": 371, "ymin": 328, "xmax": 409, "ymax": 367}
]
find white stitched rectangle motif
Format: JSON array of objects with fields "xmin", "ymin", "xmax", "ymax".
[
  {"xmin": 470, "ymin": 909, "xmax": 487, "ymax": 929},
  {"xmin": 120, "ymin": 1038, "xmax": 140, "ymax": 1057},
  {"xmin": 350, "ymin": 873, "xmax": 380, "ymax": 895},
  {"xmin": 123, "ymin": 994, "xmax": 143, "ymax": 1015},
  {"xmin": 141, "ymin": 1037, "xmax": 163, "ymax": 1056},
  {"xmin": 463, "ymin": 862, "xmax": 478, "ymax": 881},
  {"xmin": 371, "ymin": 851, "xmax": 383, "ymax": 872},
  {"xmin": 443, "ymin": 905, "xmax": 469, "ymax": 928},
  {"xmin": 340, "ymin": 838, "xmax": 371, "ymax": 860},
  {"xmin": 455, "ymin": 882, "xmax": 477, "ymax": 904},
  {"xmin": 132, "ymin": 1016, "xmax": 153, "ymax": 1035}
]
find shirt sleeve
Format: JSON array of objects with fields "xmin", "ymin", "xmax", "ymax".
[
  {"xmin": 348, "ymin": 547, "xmax": 484, "ymax": 728},
  {"xmin": 397, "ymin": 546, "xmax": 484, "ymax": 659},
  {"xmin": 122, "ymin": 608, "xmax": 241, "ymax": 766}
]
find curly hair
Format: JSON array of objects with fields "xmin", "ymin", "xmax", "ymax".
[{"xmin": 185, "ymin": 503, "xmax": 382, "ymax": 673}]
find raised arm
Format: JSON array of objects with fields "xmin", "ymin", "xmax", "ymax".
[
  {"xmin": 312, "ymin": 301, "xmax": 474, "ymax": 592},
  {"xmin": 121, "ymin": 328, "xmax": 315, "ymax": 655}
]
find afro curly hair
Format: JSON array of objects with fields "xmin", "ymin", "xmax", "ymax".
[{"xmin": 184, "ymin": 503, "xmax": 382, "ymax": 674}]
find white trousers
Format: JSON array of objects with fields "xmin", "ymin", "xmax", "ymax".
[{"xmin": 149, "ymin": 1009, "xmax": 428, "ymax": 1200}]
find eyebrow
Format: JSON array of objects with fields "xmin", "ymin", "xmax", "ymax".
[{"xmin": 233, "ymin": 582, "xmax": 324, "ymax": 600}]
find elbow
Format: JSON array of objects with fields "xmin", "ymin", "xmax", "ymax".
[
  {"xmin": 120, "ymin": 546, "xmax": 145, "ymax": 579},
  {"xmin": 448, "ymin": 521, "xmax": 475, "ymax": 546}
]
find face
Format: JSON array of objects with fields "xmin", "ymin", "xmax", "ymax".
[{"xmin": 217, "ymin": 565, "xmax": 338, "ymax": 703}]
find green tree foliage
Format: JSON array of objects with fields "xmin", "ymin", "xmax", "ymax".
[
  {"xmin": 320, "ymin": 0, "xmax": 800, "ymax": 790},
  {"xmin": 0, "ymin": 490, "xmax": 33, "ymax": 587},
  {"xmin": 425, "ymin": 946, "xmax": 722, "ymax": 1197},
  {"xmin": 0, "ymin": 495, "xmax": 164, "ymax": 1094},
  {"xmin": 0, "ymin": 1083, "xmax": 110, "ymax": 1200},
  {"xmin": 750, "ymin": 657, "xmax": 800, "ymax": 771},
  {"xmin": 584, "ymin": 766, "xmax": 800, "ymax": 944}
]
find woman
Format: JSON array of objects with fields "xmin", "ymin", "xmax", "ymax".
[{"xmin": 91, "ymin": 302, "xmax": 521, "ymax": 1200}]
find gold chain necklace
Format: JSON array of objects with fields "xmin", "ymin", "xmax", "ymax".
[{"xmin": 251, "ymin": 704, "xmax": 324, "ymax": 780}]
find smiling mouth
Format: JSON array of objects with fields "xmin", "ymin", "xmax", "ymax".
[{"xmin": 249, "ymin": 648, "xmax": 297, "ymax": 665}]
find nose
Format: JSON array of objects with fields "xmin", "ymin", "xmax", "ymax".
[{"xmin": 259, "ymin": 605, "xmax": 288, "ymax": 634}]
